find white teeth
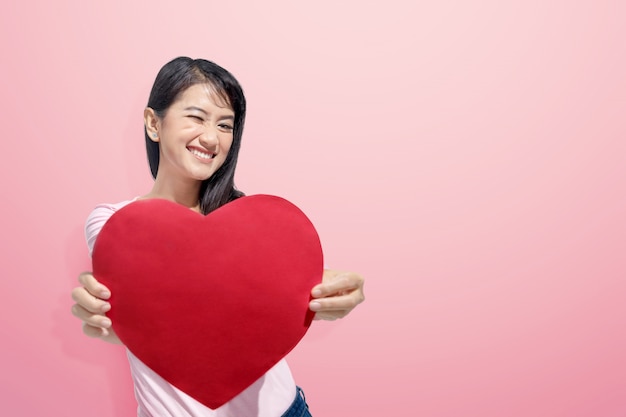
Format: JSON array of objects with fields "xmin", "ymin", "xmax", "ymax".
[{"xmin": 189, "ymin": 148, "xmax": 214, "ymax": 159}]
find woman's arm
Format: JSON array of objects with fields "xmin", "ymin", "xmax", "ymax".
[
  {"xmin": 71, "ymin": 267, "xmax": 364, "ymax": 343},
  {"xmin": 72, "ymin": 202, "xmax": 133, "ymax": 344}
]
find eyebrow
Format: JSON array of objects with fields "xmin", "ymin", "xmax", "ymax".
[{"xmin": 184, "ymin": 106, "xmax": 234, "ymax": 120}]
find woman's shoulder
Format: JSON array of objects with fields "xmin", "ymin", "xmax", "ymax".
[
  {"xmin": 87, "ymin": 198, "xmax": 138, "ymax": 227},
  {"xmin": 93, "ymin": 197, "xmax": 139, "ymax": 213},
  {"xmin": 85, "ymin": 197, "xmax": 138, "ymax": 255}
]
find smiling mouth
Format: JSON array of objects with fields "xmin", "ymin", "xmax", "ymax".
[{"xmin": 188, "ymin": 147, "xmax": 216, "ymax": 160}]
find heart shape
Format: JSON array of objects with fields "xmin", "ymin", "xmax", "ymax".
[{"xmin": 92, "ymin": 195, "xmax": 323, "ymax": 409}]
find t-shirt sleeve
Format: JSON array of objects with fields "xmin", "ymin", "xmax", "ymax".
[{"xmin": 84, "ymin": 204, "xmax": 117, "ymax": 257}]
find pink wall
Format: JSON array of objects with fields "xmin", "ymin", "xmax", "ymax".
[{"xmin": 1, "ymin": 1, "xmax": 625, "ymax": 416}]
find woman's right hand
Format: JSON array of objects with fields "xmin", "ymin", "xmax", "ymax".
[{"xmin": 71, "ymin": 271, "xmax": 122, "ymax": 345}]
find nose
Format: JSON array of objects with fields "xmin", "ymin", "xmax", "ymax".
[{"xmin": 199, "ymin": 126, "xmax": 219, "ymax": 148}]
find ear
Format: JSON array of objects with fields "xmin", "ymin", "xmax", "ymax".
[{"xmin": 144, "ymin": 107, "xmax": 160, "ymax": 142}]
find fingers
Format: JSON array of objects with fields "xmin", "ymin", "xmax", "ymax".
[
  {"xmin": 77, "ymin": 271, "xmax": 111, "ymax": 299},
  {"xmin": 71, "ymin": 286, "xmax": 111, "ymax": 314},
  {"xmin": 71, "ymin": 271, "xmax": 111, "ymax": 332},
  {"xmin": 82, "ymin": 322, "xmax": 111, "ymax": 338},
  {"xmin": 309, "ymin": 292, "xmax": 362, "ymax": 313},
  {"xmin": 82, "ymin": 322, "xmax": 125, "ymax": 345},
  {"xmin": 71, "ymin": 303, "xmax": 112, "ymax": 329},
  {"xmin": 311, "ymin": 271, "xmax": 363, "ymax": 298},
  {"xmin": 72, "ymin": 303, "xmax": 123, "ymax": 344},
  {"xmin": 312, "ymin": 271, "xmax": 364, "ymax": 299},
  {"xmin": 309, "ymin": 269, "xmax": 365, "ymax": 321},
  {"xmin": 313, "ymin": 310, "xmax": 349, "ymax": 321},
  {"xmin": 71, "ymin": 271, "xmax": 122, "ymax": 345}
]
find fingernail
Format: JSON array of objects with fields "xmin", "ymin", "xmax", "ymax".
[
  {"xmin": 101, "ymin": 318, "xmax": 112, "ymax": 328},
  {"xmin": 309, "ymin": 301, "xmax": 321, "ymax": 311},
  {"xmin": 100, "ymin": 290, "xmax": 110, "ymax": 298},
  {"xmin": 312, "ymin": 289, "xmax": 322, "ymax": 297},
  {"xmin": 101, "ymin": 303, "xmax": 111, "ymax": 313}
]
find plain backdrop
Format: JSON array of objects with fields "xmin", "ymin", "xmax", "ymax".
[{"xmin": 1, "ymin": 1, "xmax": 625, "ymax": 416}]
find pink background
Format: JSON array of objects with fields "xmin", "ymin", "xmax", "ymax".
[{"xmin": 1, "ymin": 1, "xmax": 625, "ymax": 416}]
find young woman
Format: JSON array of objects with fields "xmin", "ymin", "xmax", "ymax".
[{"xmin": 70, "ymin": 57, "xmax": 365, "ymax": 417}]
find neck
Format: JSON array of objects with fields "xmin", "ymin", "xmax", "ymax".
[{"xmin": 142, "ymin": 174, "xmax": 203, "ymax": 213}]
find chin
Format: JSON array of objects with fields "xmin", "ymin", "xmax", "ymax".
[{"xmin": 198, "ymin": 171, "xmax": 217, "ymax": 181}]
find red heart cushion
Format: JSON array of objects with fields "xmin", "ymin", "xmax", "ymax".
[{"xmin": 92, "ymin": 195, "xmax": 323, "ymax": 409}]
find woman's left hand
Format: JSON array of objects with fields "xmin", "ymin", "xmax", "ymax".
[{"xmin": 309, "ymin": 269, "xmax": 365, "ymax": 321}]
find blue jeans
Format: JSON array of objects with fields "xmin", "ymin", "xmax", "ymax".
[{"xmin": 281, "ymin": 387, "xmax": 312, "ymax": 417}]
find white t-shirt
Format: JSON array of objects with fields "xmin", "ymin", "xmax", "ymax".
[{"xmin": 85, "ymin": 199, "xmax": 297, "ymax": 417}]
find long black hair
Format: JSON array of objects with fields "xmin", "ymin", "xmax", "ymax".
[{"xmin": 145, "ymin": 57, "xmax": 246, "ymax": 214}]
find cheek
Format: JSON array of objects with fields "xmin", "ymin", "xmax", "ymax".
[
  {"xmin": 221, "ymin": 136, "xmax": 234, "ymax": 153},
  {"xmin": 187, "ymin": 125, "xmax": 206, "ymax": 138}
]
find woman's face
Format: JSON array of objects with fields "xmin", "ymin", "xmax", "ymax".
[{"xmin": 149, "ymin": 83, "xmax": 235, "ymax": 184}]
